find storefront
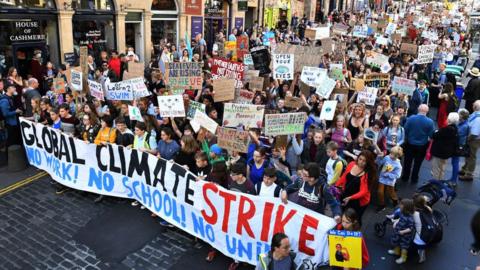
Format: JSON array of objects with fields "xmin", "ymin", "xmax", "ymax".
[
  {"xmin": 125, "ymin": 12, "xmax": 144, "ymax": 61},
  {"xmin": 0, "ymin": 0, "xmax": 59, "ymax": 78},
  {"xmin": 151, "ymin": 0, "xmax": 179, "ymax": 56},
  {"xmin": 204, "ymin": 0, "xmax": 232, "ymax": 52},
  {"xmin": 72, "ymin": 0, "xmax": 116, "ymax": 62}
]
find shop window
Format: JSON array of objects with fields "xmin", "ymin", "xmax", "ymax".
[
  {"xmin": 151, "ymin": 20, "xmax": 177, "ymax": 53},
  {"xmin": 0, "ymin": 0, "xmax": 55, "ymax": 9},
  {"xmin": 152, "ymin": 0, "xmax": 176, "ymax": 11}
]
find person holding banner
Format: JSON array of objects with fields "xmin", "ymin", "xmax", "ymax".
[
  {"xmin": 94, "ymin": 116, "xmax": 117, "ymax": 146},
  {"xmin": 256, "ymin": 233, "xmax": 297, "ymax": 270}
]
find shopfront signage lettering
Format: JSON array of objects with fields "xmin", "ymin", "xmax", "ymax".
[{"xmin": 10, "ymin": 21, "xmax": 45, "ymax": 42}]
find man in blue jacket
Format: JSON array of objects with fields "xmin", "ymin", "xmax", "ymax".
[
  {"xmin": 0, "ymin": 84, "xmax": 23, "ymax": 146},
  {"xmin": 402, "ymin": 104, "xmax": 435, "ymax": 183}
]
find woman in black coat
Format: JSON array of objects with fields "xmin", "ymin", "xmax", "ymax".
[{"xmin": 430, "ymin": 112, "xmax": 459, "ymax": 180}]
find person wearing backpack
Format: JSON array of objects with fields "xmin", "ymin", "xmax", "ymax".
[
  {"xmin": 326, "ymin": 141, "xmax": 347, "ymax": 186},
  {"xmin": 376, "ymin": 146, "xmax": 403, "ymax": 213},
  {"xmin": 413, "ymin": 194, "xmax": 435, "ymax": 264}
]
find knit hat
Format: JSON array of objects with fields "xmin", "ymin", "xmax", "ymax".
[{"xmin": 210, "ymin": 144, "xmax": 222, "ymax": 155}]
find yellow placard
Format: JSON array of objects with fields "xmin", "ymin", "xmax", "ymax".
[{"xmin": 329, "ymin": 230, "xmax": 362, "ymax": 269}]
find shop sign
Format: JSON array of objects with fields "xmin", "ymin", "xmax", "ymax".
[
  {"xmin": 80, "ymin": 30, "xmax": 106, "ymax": 46},
  {"xmin": 205, "ymin": 0, "xmax": 224, "ymax": 14},
  {"xmin": 191, "ymin": 17, "xmax": 203, "ymax": 40},
  {"xmin": 185, "ymin": 0, "xmax": 202, "ymax": 15},
  {"xmin": 235, "ymin": 18, "xmax": 244, "ymax": 30},
  {"xmin": 238, "ymin": 0, "xmax": 248, "ymax": 11},
  {"xmin": 10, "ymin": 21, "xmax": 45, "ymax": 42}
]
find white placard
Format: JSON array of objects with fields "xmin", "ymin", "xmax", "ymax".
[
  {"xmin": 320, "ymin": 100, "xmax": 338, "ymax": 120},
  {"xmin": 157, "ymin": 95, "xmax": 185, "ymax": 117},
  {"xmin": 301, "ymin": 67, "xmax": 328, "ymax": 87},
  {"xmin": 273, "ymin": 54, "xmax": 294, "ymax": 80},
  {"xmin": 316, "ymin": 77, "xmax": 336, "ymax": 98},
  {"xmin": 105, "ymin": 81, "xmax": 134, "ymax": 101},
  {"xmin": 192, "ymin": 110, "xmax": 218, "ymax": 134},
  {"xmin": 417, "ymin": 44, "xmax": 437, "ymax": 64},
  {"xmin": 87, "ymin": 80, "xmax": 104, "ymax": 101},
  {"xmin": 128, "ymin": 105, "xmax": 143, "ymax": 122},
  {"xmin": 315, "ymin": 27, "xmax": 330, "ymax": 40},
  {"xmin": 71, "ymin": 69, "xmax": 83, "ymax": 91},
  {"xmin": 357, "ymin": 87, "xmax": 378, "ymax": 106}
]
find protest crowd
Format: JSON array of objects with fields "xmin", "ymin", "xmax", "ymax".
[{"xmin": 1, "ymin": 1, "xmax": 480, "ymax": 269}]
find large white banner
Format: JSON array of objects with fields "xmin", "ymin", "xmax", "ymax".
[{"xmin": 19, "ymin": 118, "xmax": 335, "ymax": 268}]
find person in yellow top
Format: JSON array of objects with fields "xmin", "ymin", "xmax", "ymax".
[
  {"xmin": 326, "ymin": 141, "xmax": 347, "ymax": 186},
  {"xmin": 94, "ymin": 116, "xmax": 117, "ymax": 145}
]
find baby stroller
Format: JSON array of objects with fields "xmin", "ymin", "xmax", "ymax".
[{"xmin": 374, "ymin": 180, "xmax": 455, "ymax": 238}]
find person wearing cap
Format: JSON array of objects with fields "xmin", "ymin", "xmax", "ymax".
[
  {"xmin": 463, "ymin": 67, "xmax": 480, "ymax": 113},
  {"xmin": 209, "ymin": 144, "xmax": 225, "ymax": 165}
]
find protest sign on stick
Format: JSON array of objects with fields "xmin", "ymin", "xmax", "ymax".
[
  {"xmin": 357, "ymin": 87, "xmax": 378, "ymax": 106},
  {"xmin": 392, "ymin": 76, "xmax": 417, "ymax": 96},
  {"xmin": 350, "ymin": 78, "xmax": 365, "ymax": 91},
  {"xmin": 223, "ymin": 103, "xmax": 264, "ymax": 129},
  {"xmin": 70, "ymin": 69, "xmax": 83, "ymax": 91},
  {"xmin": 53, "ymin": 78, "xmax": 66, "ymax": 94},
  {"xmin": 216, "ymin": 127, "xmax": 250, "ymax": 153},
  {"xmin": 329, "ymin": 230, "xmax": 363, "ymax": 269},
  {"xmin": 273, "ymin": 54, "xmax": 294, "ymax": 80},
  {"xmin": 187, "ymin": 100, "xmax": 206, "ymax": 119},
  {"xmin": 128, "ymin": 105, "xmax": 143, "ymax": 122},
  {"xmin": 417, "ymin": 45, "xmax": 437, "ymax": 64},
  {"xmin": 285, "ymin": 96, "xmax": 304, "ymax": 108},
  {"xmin": 210, "ymin": 58, "xmax": 245, "ymax": 88},
  {"xmin": 320, "ymin": 100, "xmax": 338, "ymax": 120},
  {"xmin": 105, "ymin": 81, "xmax": 134, "ymax": 101},
  {"xmin": 192, "ymin": 111, "xmax": 218, "ymax": 134},
  {"xmin": 400, "ymin": 43, "xmax": 418, "ymax": 55},
  {"xmin": 87, "ymin": 80, "xmax": 104, "ymax": 101},
  {"xmin": 364, "ymin": 73, "xmax": 390, "ymax": 90},
  {"xmin": 165, "ymin": 62, "xmax": 203, "ymax": 91}
]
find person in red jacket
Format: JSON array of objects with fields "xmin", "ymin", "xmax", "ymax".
[
  {"xmin": 335, "ymin": 151, "xmax": 377, "ymax": 223},
  {"xmin": 335, "ymin": 208, "xmax": 370, "ymax": 269},
  {"xmin": 108, "ymin": 50, "xmax": 121, "ymax": 78}
]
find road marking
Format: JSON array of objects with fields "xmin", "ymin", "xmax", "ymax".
[{"xmin": 0, "ymin": 171, "xmax": 48, "ymax": 196}]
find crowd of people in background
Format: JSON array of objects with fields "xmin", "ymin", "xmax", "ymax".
[{"xmin": 1, "ymin": 1, "xmax": 480, "ymax": 270}]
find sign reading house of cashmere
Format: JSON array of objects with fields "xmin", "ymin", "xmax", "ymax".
[
  {"xmin": 20, "ymin": 118, "xmax": 336, "ymax": 267},
  {"xmin": 10, "ymin": 21, "xmax": 46, "ymax": 42}
]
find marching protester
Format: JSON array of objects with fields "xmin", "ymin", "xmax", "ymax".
[{"xmin": 1, "ymin": 1, "xmax": 479, "ymax": 269}]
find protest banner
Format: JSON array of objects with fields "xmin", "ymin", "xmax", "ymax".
[
  {"xmin": 285, "ymin": 96, "xmax": 303, "ymax": 108},
  {"xmin": 53, "ymin": 78, "xmax": 66, "ymax": 94},
  {"xmin": 273, "ymin": 54, "xmax": 294, "ymax": 80},
  {"xmin": 316, "ymin": 77, "xmax": 336, "ymax": 98},
  {"xmin": 20, "ymin": 118, "xmax": 336, "ymax": 267},
  {"xmin": 350, "ymin": 78, "xmax": 365, "ymax": 91},
  {"xmin": 357, "ymin": 87, "xmax": 378, "ymax": 106},
  {"xmin": 70, "ymin": 69, "xmax": 83, "ymax": 91},
  {"xmin": 264, "ymin": 112, "xmax": 307, "ymax": 136},
  {"xmin": 329, "ymin": 64, "xmax": 344, "ymax": 81},
  {"xmin": 315, "ymin": 27, "xmax": 330, "ymax": 40},
  {"xmin": 216, "ymin": 127, "xmax": 250, "ymax": 153},
  {"xmin": 213, "ymin": 78, "xmax": 236, "ymax": 102},
  {"xmin": 417, "ymin": 44, "xmax": 436, "ymax": 64},
  {"xmin": 243, "ymin": 54, "xmax": 254, "ymax": 66},
  {"xmin": 210, "ymin": 58, "xmax": 245, "ymax": 88},
  {"xmin": 301, "ymin": 67, "xmax": 328, "ymax": 87},
  {"xmin": 223, "ymin": 103, "xmax": 264, "ymax": 129},
  {"xmin": 328, "ymin": 230, "xmax": 362, "ymax": 269},
  {"xmin": 364, "ymin": 73, "xmax": 390, "ymax": 90},
  {"xmin": 248, "ymin": 77, "xmax": 264, "ymax": 91},
  {"xmin": 352, "ymin": 25, "xmax": 368, "ymax": 38},
  {"xmin": 105, "ymin": 81, "xmax": 134, "ymax": 101},
  {"xmin": 400, "ymin": 43, "xmax": 418, "ymax": 55},
  {"xmin": 320, "ymin": 100, "xmax": 338, "ymax": 120},
  {"xmin": 236, "ymin": 36, "xmax": 249, "ymax": 61},
  {"xmin": 128, "ymin": 105, "xmax": 143, "ymax": 122},
  {"xmin": 235, "ymin": 89, "xmax": 255, "ymax": 104},
  {"xmin": 187, "ymin": 100, "xmax": 206, "ymax": 119},
  {"xmin": 165, "ymin": 62, "xmax": 203, "ymax": 90},
  {"xmin": 250, "ymin": 46, "xmax": 271, "ymax": 76},
  {"xmin": 305, "ymin": 28, "xmax": 316, "ymax": 40},
  {"xmin": 392, "ymin": 76, "xmax": 417, "ymax": 95},
  {"xmin": 192, "ymin": 111, "xmax": 218, "ymax": 134},
  {"xmin": 224, "ymin": 41, "xmax": 237, "ymax": 61},
  {"xmin": 87, "ymin": 80, "xmax": 104, "ymax": 101},
  {"xmin": 157, "ymin": 95, "xmax": 185, "ymax": 117}
]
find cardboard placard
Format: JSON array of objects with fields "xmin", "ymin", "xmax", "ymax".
[
  {"xmin": 187, "ymin": 100, "xmax": 206, "ymax": 119},
  {"xmin": 79, "ymin": 46, "xmax": 88, "ymax": 77},
  {"xmin": 364, "ymin": 73, "xmax": 390, "ymax": 90},
  {"xmin": 53, "ymin": 78, "xmax": 66, "ymax": 94},
  {"xmin": 87, "ymin": 80, "xmax": 104, "ymax": 101},
  {"xmin": 165, "ymin": 62, "xmax": 203, "ymax": 90},
  {"xmin": 123, "ymin": 62, "xmax": 145, "ymax": 80},
  {"xmin": 223, "ymin": 103, "xmax": 265, "ymax": 129},
  {"xmin": 321, "ymin": 38, "xmax": 334, "ymax": 54},
  {"xmin": 391, "ymin": 33, "xmax": 402, "ymax": 43},
  {"xmin": 331, "ymin": 87, "xmax": 349, "ymax": 106},
  {"xmin": 417, "ymin": 44, "xmax": 436, "ymax": 64},
  {"xmin": 305, "ymin": 28, "xmax": 317, "ymax": 40},
  {"xmin": 248, "ymin": 77, "xmax": 264, "ymax": 91},
  {"xmin": 400, "ymin": 43, "xmax": 418, "ymax": 55},
  {"xmin": 216, "ymin": 127, "xmax": 250, "ymax": 153},
  {"xmin": 264, "ymin": 112, "xmax": 307, "ymax": 136},
  {"xmin": 213, "ymin": 78, "xmax": 236, "ymax": 102},
  {"xmin": 350, "ymin": 78, "xmax": 365, "ymax": 91},
  {"xmin": 244, "ymin": 69, "xmax": 260, "ymax": 82},
  {"xmin": 285, "ymin": 96, "xmax": 303, "ymax": 108}
]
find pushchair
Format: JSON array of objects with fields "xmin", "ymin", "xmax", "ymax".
[{"xmin": 374, "ymin": 180, "xmax": 455, "ymax": 238}]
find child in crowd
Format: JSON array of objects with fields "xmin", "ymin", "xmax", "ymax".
[
  {"xmin": 388, "ymin": 199, "xmax": 415, "ymax": 264},
  {"xmin": 325, "ymin": 141, "xmax": 347, "ymax": 186},
  {"xmin": 376, "ymin": 146, "xmax": 403, "ymax": 212}
]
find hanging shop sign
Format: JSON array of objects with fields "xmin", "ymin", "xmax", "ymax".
[{"xmin": 9, "ymin": 21, "xmax": 45, "ymax": 42}]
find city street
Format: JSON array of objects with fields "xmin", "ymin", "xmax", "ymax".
[{"xmin": 0, "ymin": 158, "xmax": 478, "ymax": 270}]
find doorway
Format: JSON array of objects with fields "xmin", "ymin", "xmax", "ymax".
[
  {"xmin": 125, "ymin": 22, "xmax": 144, "ymax": 61},
  {"xmin": 205, "ymin": 18, "xmax": 224, "ymax": 53},
  {"xmin": 12, "ymin": 42, "xmax": 48, "ymax": 79}
]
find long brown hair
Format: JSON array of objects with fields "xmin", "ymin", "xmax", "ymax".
[
  {"xmin": 358, "ymin": 150, "xmax": 377, "ymax": 191},
  {"xmin": 181, "ymin": 135, "xmax": 199, "ymax": 154}
]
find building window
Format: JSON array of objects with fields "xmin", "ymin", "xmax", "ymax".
[
  {"xmin": 72, "ymin": 0, "xmax": 113, "ymax": 11},
  {"xmin": 73, "ymin": 18, "xmax": 115, "ymax": 58},
  {"xmin": 152, "ymin": 0, "xmax": 176, "ymax": 11},
  {"xmin": 0, "ymin": 0, "xmax": 55, "ymax": 9}
]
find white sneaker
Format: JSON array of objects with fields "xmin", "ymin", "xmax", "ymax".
[{"xmin": 131, "ymin": 201, "xmax": 139, "ymax": 206}]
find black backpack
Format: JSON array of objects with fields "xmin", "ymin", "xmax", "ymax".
[{"xmin": 419, "ymin": 209, "xmax": 443, "ymax": 245}]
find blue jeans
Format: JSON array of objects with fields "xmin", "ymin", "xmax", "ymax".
[{"xmin": 450, "ymin": 156, "xmax": 459, "ymax": 183}]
